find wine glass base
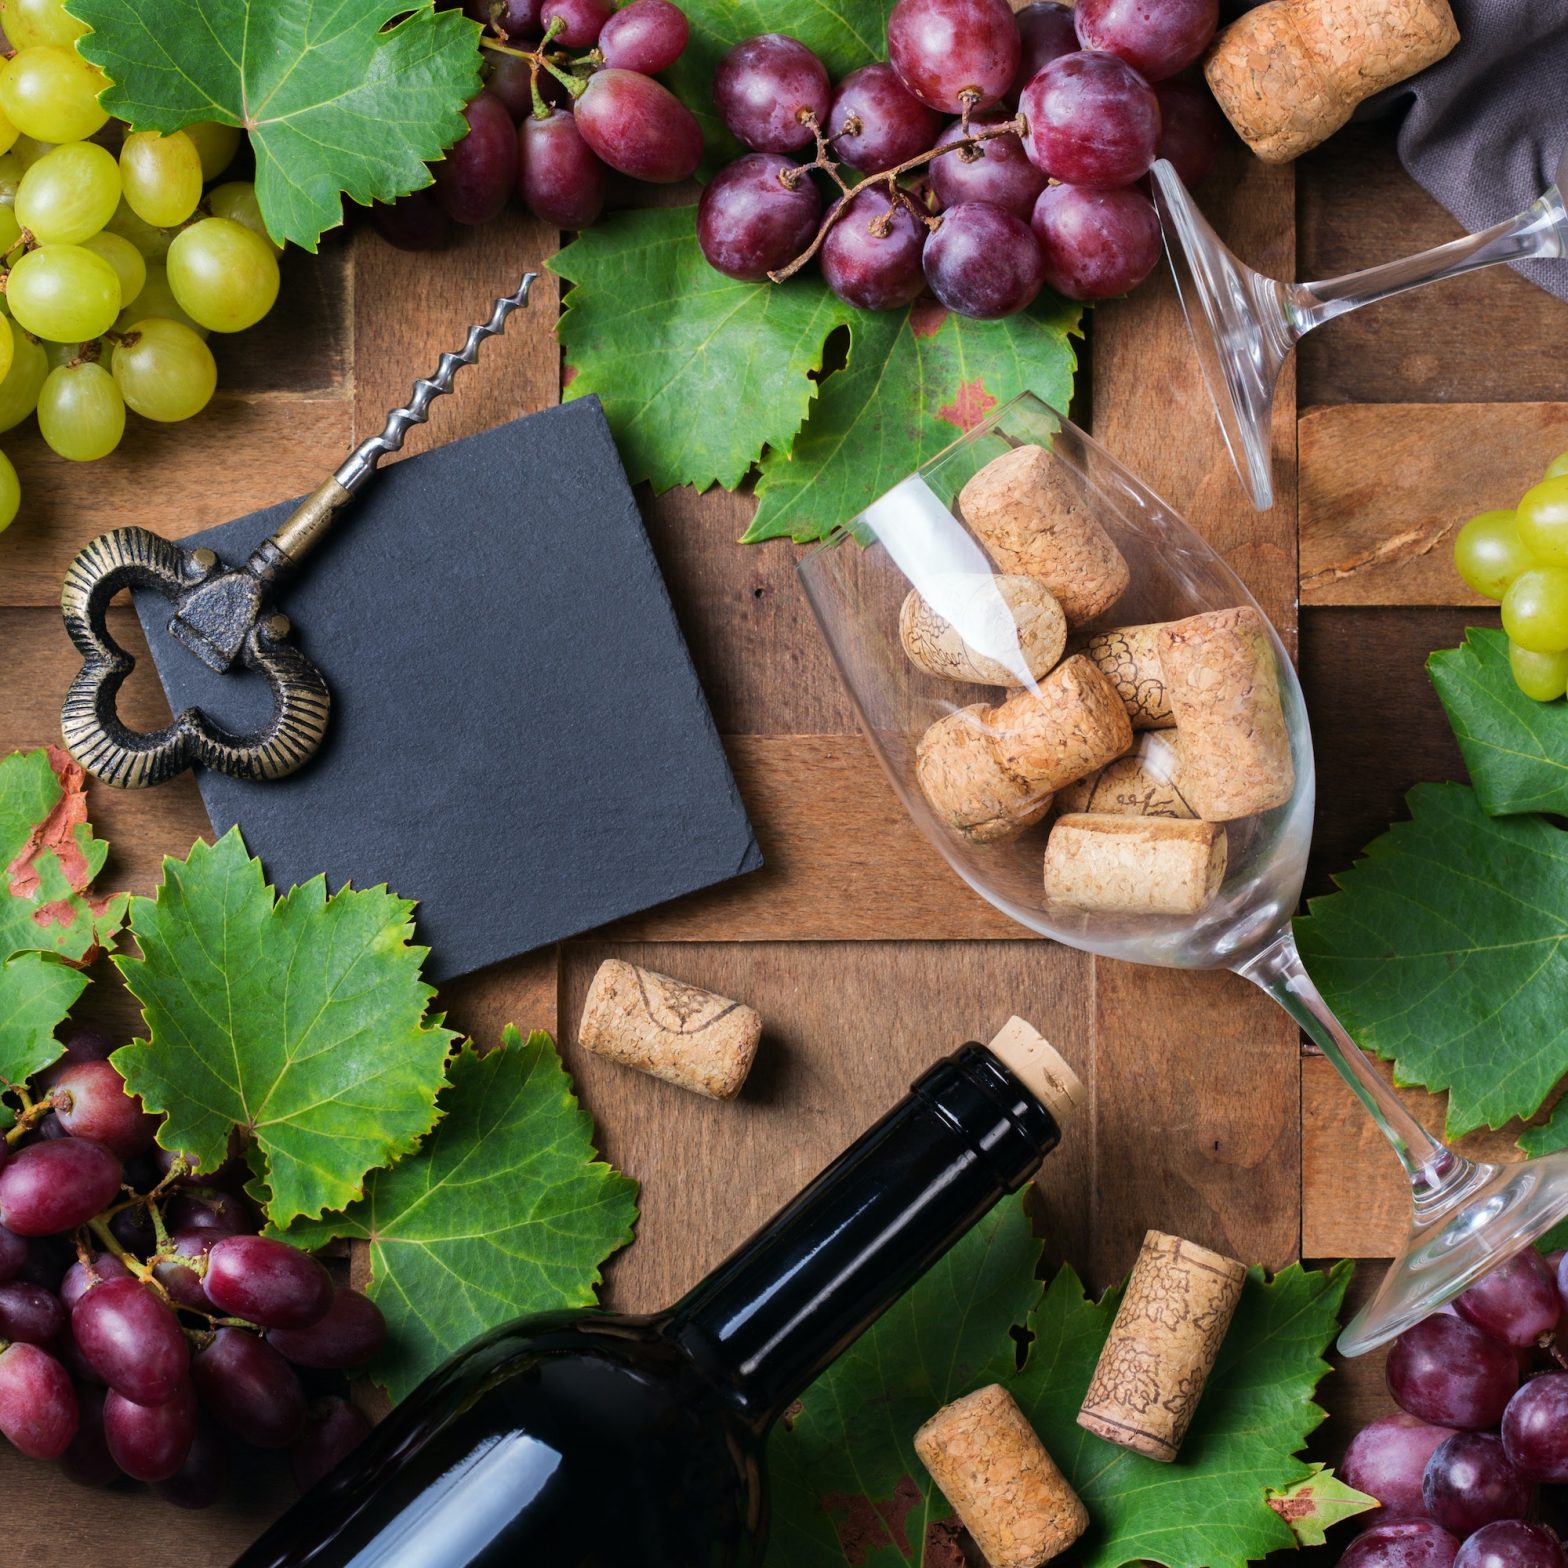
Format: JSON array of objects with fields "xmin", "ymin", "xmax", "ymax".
[
  {"xmin": 1151, "ymin": 159, "xmax": 1285, "ymax": 515},
  {"xmin": 1339, "ymin": 1151, "xmax": 1568, "ymax": 1355}
]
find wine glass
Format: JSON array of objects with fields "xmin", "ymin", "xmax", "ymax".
[
  {"xmin": 1152, "ymin": 149, "xmax": 1568, "ymax": 513},
  {"xmin": 797, "ymin": 392, "xmax": 1568, "ymax": 1355}
]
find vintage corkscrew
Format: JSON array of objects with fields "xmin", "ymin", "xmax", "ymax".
[{"xmin": 59, "ymin": 274, "xmax": 539, "ymax": 790}]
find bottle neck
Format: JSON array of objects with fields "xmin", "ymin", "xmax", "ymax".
[{"xmin": 664, "ymin": 1045, "xmax": 1060, "ymax": 1430}]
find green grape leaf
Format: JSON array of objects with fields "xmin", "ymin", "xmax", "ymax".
[
  {"xmin": 1296, "ymin": 781, "xmax": 1568, "ymax": 1136},
  {"xmin": 0, "ymin": 747, "xmax": 125, "ymax": 1088},
  {"xmin": 768, "ymin": 1196, "xmax": 1349, "ymax": 1568},
  {"xmin": 65, "ymin": 0, "xmax": 482, "ymax": 251},
  {"xmin": 114, "ymin": 828, "xmax": 455, "ymax": 1228},
  {"xmin": 1428, "ymin": 627, "xmax": 1568, "ymax": 817},
  {"xmin": 1266, "ymin": 1466, "xmax": 1378, "ymax": 1548},
  {"xmin": 283, "ymin": 1029, "xmax": 639, "ymax": 1402}
]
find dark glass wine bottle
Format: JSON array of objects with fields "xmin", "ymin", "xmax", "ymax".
[{"xmin": 233, "ymin": 1022, "xmax": 1081, "ymax": 1568}]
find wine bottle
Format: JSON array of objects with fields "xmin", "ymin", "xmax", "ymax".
[{"xmin": 233, "ymin": 1019, "xmax": 1082, "ymax": 1568}]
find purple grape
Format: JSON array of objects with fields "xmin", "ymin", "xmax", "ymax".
[
  {"xmin": 269, "ymin": 1288, "xmax": 387, "ymax": 1370},
  {"xmin": 1502, "ymin": 1372, "xmax": 1568, "ymax": 1482},
  {"xmin": 1553, "ymin": 1249, "xmax": 1568, "ymax": 1317},
  {"xmin": 60, "ymin": 1251, "xmax": 132, "ymax": 1313},
  {"xmin": 1029, "ymin": 181, "xmax": 1160, "ymax": 299},
  {"xmin": 51, "ymin": 1059, "xmax": 160, "ymax": 1157},
  {"xmin": 574, "ymin": 68, "xmax": 702, "ymax": 182},
  {"xmin": 291, "ymin": 1395, "xmax": 372, "ymax": 1492},
  {"xmin": 1020, "ymin": 51, "xmax": 1161, "ymax": 187},
  {"xmin": 923, "ymin": 200, "xmax": 1045, "ymax": 319},
  {"xmin": 1008, "ymin": 1, "xmax": 1078, "ymax": 105},
  {"xmin": 820, "ymin": 189, "xmax": 928, "ymax": 311},
  {"xmin": 597, "ymin": 0, "xmax": 688, "ymax": 74},
  {"xmin": 0, "ymin": 1137, "xmax": 122, "ymax": 1236},
  {"xmin": 204, "ymin": 1235, "xmax": 332, "ymax": 1331},
  {"xmin": 103, "ymin": 1381, "xmax": 195, "ymax": 1482},
  {"xmin": 15, "ymin": 1233, "xmax": 72, "ymax": 1290},
  {"xmin": 928, "ymin": 111, "xmax": 1046, "ymax": 220},
  {"xmin": 109, "ymin": 1203, "xmax": 157, "ymax": 1256},
  {"xmin": 466, "ymin": 0, "xmax": 542, "ymax": 37},
  {"xmin": 696, "ymin": 153, "xmax": 822, "ymax": 282},
  {"xmin": 58, "ymin": 1385, "xmax": 117, "ymax": 1488},
  {"xmin": 1455, "ymin": 1523, "xmax": 1568, "ymax": 1568},
  {"xmin": 0, "ymin": 1224, "xmax": 28, "ymax": 1286},
  {"xmin": 714, "ymin": 34, "xmax": 831, "ymax": 154},
  {"xmin": 1074, "ymin": 0, "xmax": 1218, "ymax": 82},
  {"xmin": 1341, "ymin": 1413, "xmax": 1458, "ymax": 1519},
  {"xmin": 34, "ymin": 1024, "xmax": 115, "ymax": 1093},
  {"xmin": 72, "ymin": 1276, "xmax": 189, "ymax": 1406},
  {"xmin": 1340, "ymin": 1520, "xmax": 1461, "ymax": 1568},
  {"xmin": 193, "ymin": 1328, "xmax": 307, "ymax": 1449},
  {"xmin": 485, "ymin": 52, "xmax": 537, "ymax": 121},
  {"xmin": 518, "ymin": 108, "xmax": 606, "ymax": 230},
  {"xmin": 1153, "ymin": 78, "xmax": 1224, "ymax": 187},
  {"xmin": 540, "ymin": 0, "xmax": 610, "ymax": 46},
  {"xmin": 0, "ymin": 1281, "xmax": 64, "ymax": 1345},
  {"xmin": 33, "ymin": 1114, "xmax": 67, "ymax": 1142},
  {"xmin": 371, "ymin": 191, "xmax": 452, "ymax": 251},
  {"xmin": 826, "ymin": 62, "xmax": 944, "ymax": 175},
  {"xmin": 152, "ymin": 1420, "xmax": 229, "ymax": 1509},
  {"xmin": 1386, "ymin": 1315, "xmax": 1519, "ymax": 1430},
  {"xmin": 152, "ymin": 1228, "xmax": 221, "ymax": 1312},
  {"xmin": 164, "ymin": 1187, "xmax": 258, "ymax": 1237},
  {"xmin": 1456, "ymin": 1250, "xmax": 1562, "ymax": 1348},
  {"xmin": 1422, "ymin": 1432, "xmax": 1532, "ymax": 1537},
  {"xmin": 0, "ymin": 1342, "xmax": 77, "ymax": 1460},
  {"xmin": 887, "ymin": 0, "xmax": 1021, "ymax": 114},
  {"xmin": 434, "ymin": 91, "xmax": 518, "ymax": 225}
]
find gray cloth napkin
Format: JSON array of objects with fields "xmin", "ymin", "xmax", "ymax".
[{"xmin": 1365, "ymin": 0, "xmax": 1568, "ymax": 302}]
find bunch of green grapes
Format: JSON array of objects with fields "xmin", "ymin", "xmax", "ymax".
[
  {"xmin": 0, "ymin": 0, "xmax": 285, "ymax": 534},
  {"xmin": 1454, "ymin": 449, "xmax": 1568, "ymax": 701}
]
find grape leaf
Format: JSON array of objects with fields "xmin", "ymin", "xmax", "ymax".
[
  {"xmin": 1266, "ymin": 1466, "xmax": 1377, "ymax": 1548},
  {"xmin": 768, "ymin": 1195, "xmax": 1349, "ymax": 1568},
  {"xmin": 0, "ymin": 748, "xmax": 125, "ymax": 1088},
  {"xmin": 1296, "ymin": 782, "xmax": 1568, "ymax": 1136},
  {"xmin": 1428, "ymin": 627, "xmax": 1568, "ymax": 817},
  {"xmin": 283, "ymin": 1028, "xmax": 639, "ymax": 1402},
  {"xmin": 113, "ymin": 828, "xmax": 455, "ymax": 1229},
  {"xmin": 65, "ymin": 0, "xmax": 482, "ymax": 251}
]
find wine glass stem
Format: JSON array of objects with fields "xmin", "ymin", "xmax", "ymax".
[
  {"xmin": 1238, "ymin": 930, "xmax": 1466, "ymax": 1205},
  {"xmin": 1284, "ymin": 187, "xmax": 1568, "ymax": 336}
]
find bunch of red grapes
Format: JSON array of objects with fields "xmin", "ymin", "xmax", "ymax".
[
  {"xmin": 0, "ymin": 1026, "xmax": 385, "ymax": 1507},
  {"xmin": 1336, "ymin": 1249, "xmax": 1568, "ymax": 1568},
  {"xmin": 698, "ymin": 0, "xmax": 1225, "ymax": 316},
  {"xmin": 378, "ymin": 0, "xmax": 701, "ymax": 249}
]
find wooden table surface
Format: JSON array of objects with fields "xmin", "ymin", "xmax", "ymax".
[{"xmin": 2, "ymin": 118, "xmax": 1564, "ymax": 1562}]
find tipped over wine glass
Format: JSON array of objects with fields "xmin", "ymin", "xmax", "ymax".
[{"xmin": 798, "ymin": 392, "xmax": 1568, "ymax": 1355}]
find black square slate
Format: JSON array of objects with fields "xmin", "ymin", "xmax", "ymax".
[{"xmin": 133, "ymin": 396, "xmax": 761, "ymax": 983}]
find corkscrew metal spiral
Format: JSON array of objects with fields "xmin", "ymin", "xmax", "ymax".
[{"xmin": 58, "ymin": 273, "xmax": 541, "ymax": 791}]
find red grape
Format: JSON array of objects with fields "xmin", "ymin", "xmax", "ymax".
[
  {"xmin": 1029, "ymin": 182, "xmax": 1160, "ymax": 300},
  {"xmin": 152, "ymin": 1227, "xmax": 220, "ymax": 1312},
  {"xmin": 0, "ymin": 1280, "xmax": 64, "ymax": 1345},
  {"xmin": 292, "ymin": 1395, "xmax": 372, "ymax": 1492},
  {"xmin": 1455, "ymin": 1249, "xmax": 1561, "ymax": 1347},
  {"xmin": 152, "ymin": 1420, "xmax": 229, "ymax": 1509},
  {"xmin": 888, "ymin": 0, "xmax": 1021, "ymax": 114},
  {"xmin": 0, "ymin": 1223, "xmax": 28, "ymax": 1286},
  {"xmin": 714, "ymin": 34, "xmax": 831, "ymax": 154},
  {"xmin": 1074, "ymin": 0, "xmax": 1218, "ymax": 82},
  {"xmin": 1020, "ymin": 52, "xmax": 1161, "ymax": 188},
  {"xmin": 1341, "ymin": 1412, "xmax": 1457, "ymax": 1519},
  {"xmin": 923, "ymin": 200, "xmax": 1045, "ymax": 319},
  {"xmin": 697, "ymin": 153, "xmax": 822, "ymax": 282},
  {"xmin": 540, "ymin": 0, "xmax": 611, "ymax": 46},
  {"xmin": 1421, "ymin": 1431, "xmax": 1532, "ymax": 1537},
  {"xmin": 597, "ymin": 0, "xmax": 689, "ymax": 74},
  {"xmin": 826, "ymin": 63, "xmax": 943, "ymax": 175},
  {"xmin": 1386, "ymin": 1315, "xmax": 1519, "ymax": 1430},
  {"xmin": 929, "ymin": 111, "xmax": 1046, "ymax": 220},
  {"xmin": 519, "ymin": 109, "xmax": 607, "ymax": 230},
  {"xmin": 1339, "ymin": 1519, "xmax": 1461, "ymax": 1568},
  {"xmin": 0, "ymin": 1137, "xmax": 122, "ymax": 1236},
  {"xmin": 204, "ymin": 1235, "xmax": 332, "ymax": 1330},
  {"xmin": 1455, "ymin": 1522, "xmax": 1567, "ymax": 1568},
  {"xmin": 51, "ymin": 1059, "xmax": 160, "ymax": 1157},
  {"xmin": 1008, "ymin": 1, "xmax": 1078, "ymax": 105},
  {"xmin": 269, "ymin": 1288, "xmax": 388, "ymax": 1370},
  {"xmin": 193, "ymin": 1328, "xmax": 307, "ymax": 1448},
  {"xmin": 165, "ymin": 1187, "xmax": 257, "ymax": 1237},
  {"xmin": 35, "ymin": 1024, "xmax": 116, "ymax": 1093},
  {"xmin": 104, "ymin": 1380, "xmax": 196, "ymax": 1482},
  {"xmin": 373, "ymin": 192, "xmax": 454, "ymax": 252},
  {"xmin": 58, "ymin": 1385, "xmax": 117, "ymax": 1488},
  {"xmin": 434, "ymin": 91, "xmax": 518, "ymax": 225},
  {"xmin": 467, "ymin": 0, "xmax": 542, "ymax": 37},
  {"xmin": 1152, "ymin": 79, "xmax": 1224, "ymax": 187},
  {"xmin": 1502, "ymin": 1372, "xmax": 1568, "ymax": 1481},
  {"xmin": 484, "ymin": 52, "xmax": 537, "ymax": 121},
  {"xmin": 0, "ymin": 1342, "xmax": 78, "ymax": 1460},
  {"xmin": 820, "ymin": 189, "xmax": 928, "ymax": 311},
  {"xmin": 60, "ymin": 1251, "xmax": 131, "ymax": 1312},
  {"xmin": 72, "ymin": 1276, "xmax": 189, "ymax": 1405},
  {"xmin": 575, "ymin": 69, "xmax": 702, "ymax": 182}
]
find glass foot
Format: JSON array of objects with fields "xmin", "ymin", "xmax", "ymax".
[{"xmin": 1339, "ymin": 1151, "xmax": 1568, "ymax": 1355}]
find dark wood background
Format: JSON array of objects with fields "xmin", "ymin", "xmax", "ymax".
[{"xmin": 1, "ymin": 101, "xmax": 1563, "ymax": 1563}]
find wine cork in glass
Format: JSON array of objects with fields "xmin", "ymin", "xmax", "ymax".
[
  {"xmin": 899, "ymin": 576, "xmax": 1068, "ymax": 687},
  {"xmin": 1078, "ymin": 1231, "xmax": 1247, "ymax": 1462},
  {"xmin": 1043, "ymin": 815, "xmax": 1227, "ymax": 916},
  {"xmin": 1057, "ymin": 732, "xmax": 1195, "ymax": 819},
  {"xmin": 915, "ymin": 704, "xmax": 1056, "ymax": 845},
  {"xmin": 958, "ymin": 445, "xmax": 1130, "ymax": 625},
  {"xmin": 578, "ymin": 960, "xmax": 761, "ymax": 1100},
  {"xmin": 1078, "ymin": 622, "xmax": 1175, "ymax": 729},
  {"xmin": 916, "ymin": 1384, "xmax": 1088, "ymax": 1568}
]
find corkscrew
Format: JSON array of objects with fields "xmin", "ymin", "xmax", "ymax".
[{"xmin": 59, "ymin": 273, "xmax": 540, "ymax": 790}]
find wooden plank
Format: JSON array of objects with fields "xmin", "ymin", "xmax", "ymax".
[
  {"xmin": 1301, "ymin": 403, "xmax": 1568, "ymax": 606},
  {"xmin": 1306, "ymin": 1260, "xmax": 1394, "ymax": 1473}
]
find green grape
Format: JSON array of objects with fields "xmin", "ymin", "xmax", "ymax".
[
  {"xmin": 0, "ymin": 0, "xmax": 87, "ymax": 49},
  {"xmin": 184, "ymin": 120, "xmax": 242, "ymax": 181},
  {"xmin": 1546, "ymin": 451, "xmax": 1568, "ymax": 481},
  {"xmin": 11, "ymin": 134, "xmax": 54, "ymax": 168},
  {"xmin": 0, "ymin": 312, "xmax": 13, "ymax": 383},
  {"xmin": 0, "ymin": 106, "xmax": 17, "ymax": 159},
  {"xmin": 1503, "ymin": 566, "xmax": 1568, "ymax": 653},
  {"xmin": 166, "ymin": 216, "xmax": 278, "ymax": 333},
  {"xmin": 0, "ymin": 47, "xmax": 110, "ymax": 144},
  {"xmin": 82, "ymin": 230, "xmax": 144, "ymax": 310},
  {"xmin": 1453, "ymin": 509, "xmax": 1534, "ymax": 601},
  {"xmin": 0, "ymin": 151, "xmax": 22, "ymax": 206},
  {"xmin": 116, "ymin": 262, "xmax": 206, "ymax": 338},
  {"xmin": 0, "ymin": 206, "xmax": 21, "ymax": 254},
  {"xmin": 119, "ymin": 129, "xmax": 202, "ymax": 228},
  {"xmin": 0, "ymin": 327, "xmax": 47, "ymax": 431},
  {"xmin": 102, "ymin": 197, "xmax": 172, "ymax": 262},
  {"xmin": 43, "ymin": 336, "xmax": 110, "ymax": 371},
  {"xmin": 15, "ymin": 139, "xmax": 119, "ymax": 243},
  {"xmin": 1516, "ymin": 475, "xmax": 1568, "ymax": 566},
  {"xmin": 5, "ymin": 242, "xmax": 120, "ymax": 341},
  {"xmin": 0, "ymin": 447, "xmax": 17, "ymax": 533},
  {"xmin": 112, "ymin": 317, "xmax": 216, "ymax": 422},
  {"xmin": 1510, "ymin": 641, "xmax": 1568, "ymax": 703},
  {"xmin": 207, "ymin": 181, "xmax": 281, "ymax": 255},
  {"xmin": 37, "ymin": 358, "xmax": 122, "ymax": 460}
]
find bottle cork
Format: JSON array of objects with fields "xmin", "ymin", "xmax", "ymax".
[
  {"xmin": 899, "ymin": 576, "xmax": 1068, "ymax": 687},
  {"xmin": 577, "ymin": 960, "xmax": 761, "ymax": 1100},
  {"xmin": 1156, "ymin": 607, "xmax": 1295, "ymax": 822},
  {"xmin": 1043, "ymin": 814, "xmax": 1227, "ymax": 916},
  {"xmin": 1057, "ymin": 732, "xmax": 1196, "ymax": 820},
  {"xmin": 915, "ymin": 705, "xmax": 1056, "ymax": 845},
  {"xmin": 915, "ymin": 1384, "xmax": 1088, "ymax": 1568},
  {"xmin": 986, "ymin": 1017, "xmax": 1085, "ymax": 1130},
  {"xmin": 1078, "ymin": 1231, "xmax": 1247, "ymax": 1463},
  {"xmin": 1204, "ymin": 0, "xmax": 1459, "ymax": 164},
  {"xmin": 1077, "ymin": 623, "xmax": 1174, "ymax": 729},
  {"xmin": 957, "ymin": 445, "xmax": 1131, "ymax": 626}
]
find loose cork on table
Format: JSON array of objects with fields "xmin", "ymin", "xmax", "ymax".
[
  {"xmin": 899, "ymin": 576, "xmax": 1067, "ymax": 687},
  {"xmin": 916, "ymin": 1384, "xmax": 1088, "ymax": 1568},
  {"xmin": 1043, "ymin": 814, "xmax": 1227, "ymax": 916},
  {"xmin": 578, "ymin": 959, "xmax": 762, "ymax": 1100},
  {"xmin": 1078, "ymin": 1231, "xmax": 1247, "ymax": 1463},
  {"xmin": 1078, "ymin": 623, "xmax": 1174, "ymax": 729},
  {"xmin": 1057, "ymin": 732, "xmax": 1195, "ymax": 819}
]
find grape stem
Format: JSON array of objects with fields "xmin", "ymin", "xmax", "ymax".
[
  {"xmin": 87, "ymin": 1212, "xmax": 167, "ymax": 1294},
  {"xmin": 3, "ymin": 1088, "xmax": 56, "ymax": 1147},
  {"xmin": 478, "ymin": 18, "xmax": 587, "ymax": 99}
]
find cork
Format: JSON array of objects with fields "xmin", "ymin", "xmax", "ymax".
[
  {"xmin": 958, "ymin": 445, "xmax": 1131, "ymax": 625},
  {"xmin": 1057, "ymin": 732, "xmax": 1196, "ymax": 820},
  {"xmin": 1078, "ymin": 1231, "xmax": 1247, "ymax": 1462},
  {"xmin": 899, "ymin": 576, "xmax": 1067, "ymax": 687},
  {"xmin": 1043, "ymin": 814, "xmax": 1227, "ymax": 916},
  {"xmin": 1156, "ymin": 608, "xmax": 1295, "ymax": 822},
  {"xmin": 915, "ymin": 705, "xmax": 1056, "ymax": 845},
  {"xmin": 986, "ymin": 1017, "xmax": 1085, "ymax": 1130},
  {"xmin": 916, "ymin": 1384, "xmax": 1088, "ymax": 1568},
  {"xmin": 1204, "ymin": 0, "xmax": 1459, "ymax": 164},
  {"xmin": 578, "ymin": 960, "xmax": 761, "ymax": 1100},
  {"xmin": 1078, "ymin": 623, "xmax": 1174, "ymax": 729}
]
